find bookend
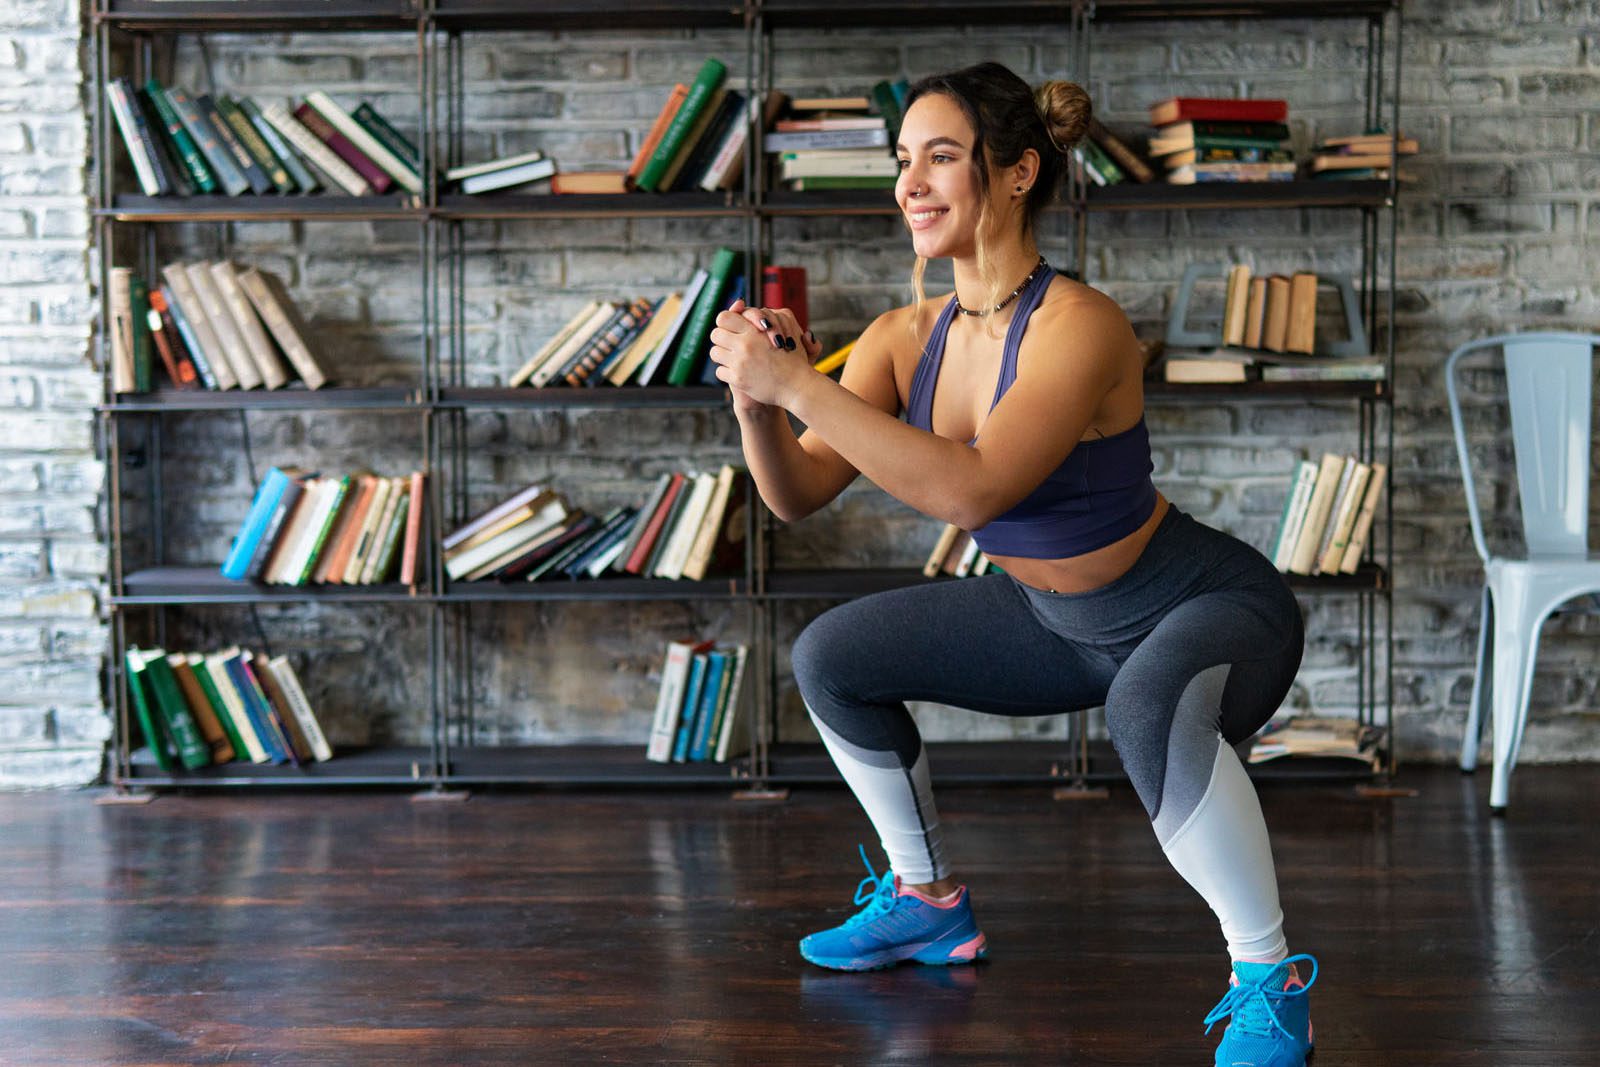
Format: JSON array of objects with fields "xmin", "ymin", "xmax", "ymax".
[{"xmin": 1165, "ymin": 263, "xmax": 1370, "ymax": 357}]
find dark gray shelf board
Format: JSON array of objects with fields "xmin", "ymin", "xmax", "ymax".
[
  {"xmin": 123, "ymin": 744, "xmax": 437, "ymax": 786},
  {"xmin": 435, "ymin": 192, "xmax": 743, "ymax": 219},
  {"xmin": 440, "ymin": 744, "xmax": 753, "ymax": 785},
  {"xmin": 1091, "ymin": 0, "xmax": 1396, "ymax": 20},
  {"xmin": 96, "ymin": 0, "xmax": 418, "ymax": 31},
  {"xmin": 763, "ymin": 565, "xmax": 1387, "ymax": 600},
  {"xmin": 102, "ymin": 195, "xmax": 423, "ymax": 220},
  {"xmin": 100, "ymin": 386, "xmax": 420, "ymax": 412},
  {"xmin": 1086, "ymin": 180, "xmax": 1391, "ymax": 212},
  {"xmin": 436, "ymin": 386, "xmax": 729, "ymax": 409},
  {"xmin": 431, "ymin": 0, "xmax": 747, "ymax": 31},
  {"xmin": 1145, "ymin": 379, "xmax": 1387, "ymax": 400},
  {"xmin": 116, "ymin": 567, "xmax": 428, "ymax": 605},
  {"xmin": 442, "ymin": 575, "xmax": 748, "ymax": 602}
]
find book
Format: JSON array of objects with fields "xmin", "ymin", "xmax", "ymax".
[
  {"xmin": 1259, "ymin": 359, "xmax": 1387, "ymax": 382},
  {"xmin": 509, "ymin": 300, "xmax": 602, "ymax": 388},
  {"xmin": 637, "ymin": 58, "xmax": 727, "ymax": 192},
  {"xmin": 712, "ymin": 644, "xmax": 751, "ymax": 762},
  {"xmin": 1270, "ymin": 460, "xmax": 1319, "ymax": 572},
  {"xmin": 1088, "ymin": 119, "xmax": 1156, "ymax": 183},
  {"xmin": 1285, "ymin": 271, "xmax": 1318, "ymax": 354},
  {"xmin": 1167, "ymin": 161, "xmax": 1295, "ymax": 184},
  {"xmin": 560, "ymin": 506, "xmax": 637, "ymax": 577},
  {"xmin": 314, "ymin": 472, "xmax": 376, "ymax": 583},
  {"xmin": 665, "ymin": 247, "xmax": 739, "ymax": 386},
  {"xmin": 136, "ymin": 649, "xmax": 212, "ymax": 769},
  {"xmin": 342, "ymin": 475, "xmax": 394, "ymax": 583},
  {"xmin": 267, "ymin": 656, "xmax": 334, "ymax": 762},
  {"xmin": 608, "ymin": 474, "xmax": 673, "ymax": 575},
  {"xmin": 247, "ymin": 468, "xmax": 312, "ymax": 580},
  {"xmin": 294, "ymin": 101, "xmax": 394, "ymax": 195},
  {"xmin": 1247, "ymin": 716, "xmax": 1380, "ymax": 767},
  {"xmin": 248, "ymin": 655, "xmax": 314, "ymax": 763},
  {"xmin": 1221, "ymin": 264, "xmax": 1252, "ymax": 348},
  {"xmin": 128, "ymin": 272, "xmax": 153, "ymax": 392},
  {"xmin": 604, "ymin": 293, "xmax": 683, "ymax": 385},
  {"xmin": 215, "ymin": 95, "xmax": 293, "ymax": 194},
  {"xmin": 760, "ymin": 266, "xmax": 808, "ymax": 332},
  {"xmin": 164, "ymin": 84, "xmax": 250, "ymax": 196},
  {"xmin": 209, "ymin": 260, "xmax": 291, "ymax": 389},
  {"xmin": 635, "ymin": 270, "xmax": 708, "ymax": 386},
  {"xmin": 142, "ymin": 80, "xmax": 218, "ymax": 193},
  {"xmin": 624, "ymin": 472, "xmax": 687, "ymax": 574},
  {"xmin": 239, "ymin": 96, "xmax": 319, "ymax": 193},
  {"xmin": 765, "ymin": 128, "xmax": 889, "ymax": 153},
  {"xmin": 1162, "ymin": 353, "xmax": 1252, "ymax": 383},
  {"xmin": 106, "ymin": 79, "xmax": 166, "ymax": 196},
  {"xmin": 198, "ymin": 93, "xmax": 273, "ymax": 195},
  {"xmin": 352, "ymin": 101, "xmax": 422, "ymax": 175},
  {"xmin": 400, "ymin": 470, "xmax": 427, "ymax": 587},
  {"xmin": 442, "ymin": 482, "xmax": 548, "ymax": 552},
  {"xmin": 124, "ymin": 649, "xmax": 174, "ymax": 770},
  {"xmin": 667, "ymin": 88, "xmax": 744, "ymax": 192},
  {"xmin": 1261, "ymin": 275, "xmax": 1292, "ymax": 353},
  {"xmin": 789, "ymin": 95, "xmax": 870, "ymax": 111},
  {"xmin": 681, "ymin": 465, "xmax": 745, "ymax": 582},
  {"xmin": 108, "ymin": 268, "xmax": 135, "ymax": 394},
  {"xmin": 305, "ymin": 91, "xmax": 422, "ymax": 194},
  {"xmin": 646, "ymin": 638, "xmax": 712, "ymax": 762},
  {"xmin": 445, "ymin": 149, "xmax": 547, "ymax": 183},
  {"xmin": 1288, "ymin": 453, "xmax": 1346, "ymax": 575},
  {"xmin": 1242, "ymin": 276, "xmax": 1268, "ymax": 349},
  {"xmin": 1338, "ymin": 462, "xmax": 1387, "ymax": 575},
  {"xmin": 221, "ymin": 465, "xmax": 291, "ymax": 580},
  {"xmin": 295, "ymin": 474, "xmax": 353, "ymax": 585},
  {"xmin": 1160, "ymin": 146, "xmax": 1293, "ymax": 167},
  {"xmin": 923, "ymin": 523, "xmax": 961, "ymax": 578},
  {"xmin": 659, "ymin": 85, "xmax": 729, "ymax": 190},
  {"xmin": 1310, "ymin": 456, "xmax": 1358, "ymax": 573},
  {"xmin": 185, "ymin": 653, "xmax": 252, "ymax": 763},
  {"xmin": 1149, "ymin": 97, "xmax": 1288, "ymax": 126},
  {"xmin": 145, "ymin": 288, "xmax": 200, "ymax": 389},
  {"xmin": 360, "ymin": 480, "xmax": 409, "ymax": 584},
  {"xmin": 686, "ymin": 650, "xmax": 729, "ymax": 762},
  {"xmin": 261, "ymin": 102, "xmax": 371, "ymax": 196},
  {"xmin": 224, "ymin": 650, "xmax": 295, "ymax": 765},
  {"xmin": 672, "ymin": 651, "xmax": 712, "ymax": 762},
  {"xmin": 523, "ymin": 513, "xmax": 602, "ymax": 582},
  {"xmin": 549, "ymin": 171, "xmax": 628, "ymax": 195},
  {"xmin": 264, "ymin": 475, "xmax": 328, "ymax": 584},
  {"xmin": 527, "ymin": 302, "xmax": 617, "ymax": 388},
  {"xmin": 654, "ymin": 471, "xmax": 717, "ymax": 580},
  {"xmin": 160, "ymin": 263, "xmax": 236, "ymax": 389},
  {"xmin": 201, "ymin": 651, "xmax": 268, "ymax": 763},
  {"xmin": 159, "ymin": 281, "xmax": 222, "ymax": 389},
  {"xmin": 449, "ymin": 494, "xmax": 568, "ymax": 580},
  {"xmin": 460, "ymin": 157, "xmax": 556, "ymax": 194},
  {"xmin": 237, "ymin": 267, "xmax": 329, "ymax": 389},
  {"xmin": 183, "ymin": 260, "xmax": 262, "ymax": 389},
  {"xmin": 1318, "ymin": 461, "xmax": 1372, "ymax": 574},
  {"xmin": 566, "ymin": 297, "xmax": 654, "ymax": 387},
  {"xmin": 629, "ymin": 83, "xmax": 689, "ymax": 189}
]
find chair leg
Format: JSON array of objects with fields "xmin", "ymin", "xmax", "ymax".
[
  {"xmin": 1461, "ymin": 585, "xmax": 1493, "ymax": 773},
  {"xmin": 1487, "ymin": 583, "xmax": 1543, "ymax": 814}
]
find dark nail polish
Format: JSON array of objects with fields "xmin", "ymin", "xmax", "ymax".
[
  {"xmin": 759, "ymin": 317, "xmax": 772, "ymax": 330},
  {"xmin": 806, "ymin": 330, "xmax": 816, "ymax": 343},
  {"xmin": 784, "ymin": 335, "xmax": 797, "ymax": 350}
]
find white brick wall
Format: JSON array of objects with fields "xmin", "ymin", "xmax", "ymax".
[{"xmin": 3, "ymin": 0, "xmax": 1594, "ymax": 787}]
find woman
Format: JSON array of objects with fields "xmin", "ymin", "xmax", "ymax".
[{"xmin": 707, "ymin": 62, "xmax": 1316, "ymax": 1067}]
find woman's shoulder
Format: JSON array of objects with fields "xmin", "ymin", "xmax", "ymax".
[{"xmin": 1035, "ymin": 274, "xmax": 1129, "ymax": 328}]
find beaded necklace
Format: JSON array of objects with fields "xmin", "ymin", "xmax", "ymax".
[{"xmin": 952, "ymin": 255, "xmax": 1049, "ymax": 317}]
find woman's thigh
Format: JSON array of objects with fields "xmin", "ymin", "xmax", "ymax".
[{"xmin": 791, "ymin": 573, "xmax": 1121, "ymax": 718}]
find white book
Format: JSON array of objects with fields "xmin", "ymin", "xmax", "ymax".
[
  {"xmin": 701, "ymin": 95, "xmax": 758, "ymax": 192},
  {"xmin": 267, "ymin": 477, "xmax": 328, "ymax": 584},
  {"xmin": 528, "ymin": 301, "xmax": 618, "ymax": 388},
  {"xmin": 1271, "ymin": 460, "xmax": 1320, "ymax": 572},
  {"xmin": 210, "ymin": 261, "xmax": 290, "ymax": 388},
  {"xmin": 654, "ymin": 472, "xmax": 717, "ymax": 580},
  {"xmin": 446, "ymin": 496, "xmax": 569, "ymax": 580},
  {"xmin": 1311, "ymin": 455, "xmax": 1358, "ymax": 572},
  {"xmin": 278, "ymin": 477, "xmax": 338, "ymax": 584},
  {"xmin": 646, "ymin": 639, "xmax": 702, "ymax": 763},
  {"xmin": 267, "ymin": 655, "xmax": 334, "ymax": 762},
  {"xmin": 509, "ymin": 300, "xmax": 602, "ymax": 388},
  {"xmin": 954, "ymin": 534, "xmax": 983, "ymax": 577},
  {"xmin": 442, "ymin": 483, "xmax": 549, "ymax": 552},
  {"xmin": 183, "ymin": 260, "xmax": 263, "ymax": 389},
  {"xmin": 360, "ymin": 479, "xmax": 407, "ymax": 585},
  {"xmin": 109, "ymin": 267, "xmax": 135, "ymax": 394},
  {"xmin": 107, "ymin": 81, "xmax": 161, "ymax": 196},
  {"xmin": 237, "ymin": 267, "xmax": 329, "ymax": 389},
  {"xmin": 1318, "ymin": 461, "xmax": 1371, "ymax": 575},
  {"xmin": 1288, "ymin": 453, "xmax": 1346, "ymax": 576},
  {"xmin": 460, "ymin": 157, "xmax": 556, "ymax": 194},
  {"xmin": 681, "ymin": 464, "xmax": 737, "ymax": 582},
  {"xmin": 635, "ymin": 270, "xmax": 708, "ymax": 385},
  {"xmin": 204, "ymin": 649, "xmax": 269, "ymax": 763},
  {"xmin": 445, "ymin": 149, "xmax": 546, "ymax": 182},
  {"xmin": 342, "ymin": 475, "xmax": 393, "ymax": 584},
  {"xmin": 713, "ymin": 644, "xmax": 751, "ymax": 763},
  {"xmin": 161, "ymin": 261, "xmax": 237, "ymax": 389},
  {"xmin": 304, "ymin": 91, "xmax": 422, "ymax": 195},
  {"xmin": 261, "ymin": 102, "xmax": 372, "ymax": 197},
  {"xmin": 584, "ymin": 534, "xmax": 631, "ymax": 578},
  {"xmin": 1338, "ymin": 463, "xmax": 1388, "ymax": 575}
]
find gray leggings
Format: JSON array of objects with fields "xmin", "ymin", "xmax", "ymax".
[{"xmin": 794, "ymin": 507, "xmax": 1305, "ymax": 881}]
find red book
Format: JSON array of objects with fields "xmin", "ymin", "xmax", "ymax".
[
  {"xmin": 145, "ymin": 288, "xmax": 199, "ymax": 388},
  {"xmin": 623, "ymin": 472, "xmax": 687, "ymax": 575},
  {"xmin": 760, "ymin": 266, "xmax": 808, "ymax": 334},
  {"xmin": 399, "ymin": 470, "xmax": 426, "ymax": 588},
  {"xmin": 1148, "ymin": 97, "xmax": 1288, "ymax": 127},
  {"xmin": 292, "ymin": 102, "xmax": 393, "ymax": 194}
]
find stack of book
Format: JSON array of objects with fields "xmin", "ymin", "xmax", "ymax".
[
  {"xmin": 766, "ymin": 84, "xmax": 903, "ymax": 193},
  {"xmin": 443, "ymin": 149, "xmax": 555, "ymax": 195},
  {"xmin": 444, "ymin": 464, "xmax": 747, "ymax": 584},
  {"xmin": 107, "ymin": 261, "xmax": 328, "ymax": 394},
  {"xmin": 1160, "ymin": 266, "xmax": 1384, "ymax": 384},
  {"xmin": 125, "ymin": 645, "xmax": 333, "ymax": 771},
  {"xmin": 1307, "ymin": 130, "xmax": 1417, "ymax": 180},
  {"xmin": 1247, "ymin": 716, "xmax": 1382, "ymax": 769},
  {"xmin": 510, "ymin": 247, "xmax": 743, "ymax": 388},
  {"xmin": 922, "ymin": 523, "xmax": 998, "ymax": 579},
  {"xmin": 624, "ymin": 57, "xmax": 779, "ymax": 195},
  {"xmin": 1145, "ymin": 97, "xmax": 1294, "ymax": 185},
  {"xmin": 107, "ymin": 77, "xmax": 423, "ymax": 198},
  {"xmin": 221, "ymin": 467, "xmax": 427, "ymax": 587},
  {"xmin": 645, "ymin": 639, "xmax": 751, "ymax": 764},
  {"xmin": 1270, "ymin": 454, "xmax": 1388, "ymax": 577}
]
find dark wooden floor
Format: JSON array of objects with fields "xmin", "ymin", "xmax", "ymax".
[{"xmin": 3, "ymin": 765, "xmax": 1597, "ymax": 1066}]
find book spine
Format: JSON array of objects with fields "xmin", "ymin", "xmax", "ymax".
[
  {"xmin": 239, "ymin": 97, "xmax": 319, "ymax": 194},
  {"xmin": 699, "ymin": 95, "xmax": 754, "ymax": 192},
  {"xmin": 162, "ymin": 264, "xmax": 237, "ymax": 389},
  {"xmin": 293, "ymin": 102, "xmax": 394, "ymax": 194},
  {"xmin": 198, "ymin": 94, "xmax": 272, "ymax": 195},
  {"xmin": 271, "ymin": 657, "xmax": 334, "ymax": 762},
  {"xmin": 400, "ymin": 471, "xmax": 426, "ymax": 587},
  {"xmin": 637, "ymin": 58, "xmax": 726, "ymax": 192},
  {"xmin": 713, "ymin": 645, "xmax": 750, "ymax": 762},
  {"xmin": 629, "ymin": 83, "xmax": 689, "ymax": 189},
  {"xmin": 237, "ymin": 268, "xmax": 328, "ymax": 389},
  {"xmin": 158, "ymin": 283, "xmax": 221, "ymax": 390},
  {"xmin": 216, "ymin": 95, "xmax": 293, "ymax": 193},
  {"xmin": 566, "ymin": 298, "xmax": 652, "ymax": 387},
  {"xmin": 688, "ymin": 651, "xmax": 728, "ymax": 761},
  {"xmin": 106, "ymin": 79, "xmax": 165, "ymax": 196},
  {"xmin": 129, "ymin": 272, "xmax": 153, "ymax": 392},
  {"xmin": 352, "ymin": 102, "xmax": 422, "ymax": 173},
  {"xmin": 666, "ymin": 248, "xmax": 738, "ymax": 386},
  {"xmin": 143, "ymin": 80, "xmax": 217, "ymax": 193},
  {"xmin": 143, "ymin": 653, "xmax": 212, "ymax": 769},
  {"xmin": 646, "ymin": 642, "xmax": 693, "ymax": 763},
  {"xmin": 166, "ymin": 85, "xmax": 250, "ymax": 196},
  {"xmin": 305, "ymin": 92, "xmax": 420, "ymax": 194},
  {"xmin": 672, "ymin": 653, "xmax": 709, "ymax": 762},
  {"xmin": 262, "ymin": 103, "xmax": 370, "ymax": 196},
  {"xmin": 109, "ymin": 267, "xmax": 135, "ymax": 394},
  {"xmin": 185, "ymin": 261, "xmax": 260, "ymax": 389},
  {"xmin": 144, "ymin": 291, "xmax": 197, "ymax": 388},
  {"xmin": 1270, "ymin": 461, "xmax": 1318, "ymax": 572},
  {"xmin": 221, "ymin": 467, "xmax": 287, "ymax": 580},
  {"xmin": 246, "ymin": 476, "xmax": 304, "ymax": 580},
  {"xmin": 124, "ymin": 651, "xmax": 175, "ymax": 771}
]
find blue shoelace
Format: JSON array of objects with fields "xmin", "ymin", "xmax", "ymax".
[
  {"xmin": 840, "ymin": 844, "xmax": 900, "ymax": 929},
  {"xmin": 1203, "ymin": 953, "xmax": 1320, "ymax": 1040}
]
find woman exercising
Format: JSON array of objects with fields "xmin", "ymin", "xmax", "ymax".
[{"xmin": 707, "ymin": 62, "xmax": 1316, "ymax": 1067}]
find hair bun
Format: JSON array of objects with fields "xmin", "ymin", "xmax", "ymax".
[{"xmin": 1034, "ymin": 80, "xmax": 1091, "ymax": 154}]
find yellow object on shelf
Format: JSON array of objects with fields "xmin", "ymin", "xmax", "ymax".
[{"xmin": 813, "ymin": 342, "xmax": 853, "ymax": 376}]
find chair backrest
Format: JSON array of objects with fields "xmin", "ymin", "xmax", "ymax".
[{"xmin": 1445, "ymin": 332, "xmax": 1596, "ymax": 562}]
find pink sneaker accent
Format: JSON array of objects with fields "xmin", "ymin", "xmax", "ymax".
[
  {"xmin": 945, "ymin": 932, "xmax": 987, "ymax": 961},
  {"xmin": 895, "ymin": 878, "xmax": 965, "ymax": 909}
]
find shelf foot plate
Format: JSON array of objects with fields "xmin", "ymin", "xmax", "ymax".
[
  {"xmin": 732, "ymin": 786, "xmax": 789, "ymax": 802},
  {"xmin": 1355, "ymin": 784, "xmax": 1418, "ymax": 799},
  {"xmin": 1052, "ymin": 783, "xmax": 1111, "ymax": 801},
  {"xmin": 412, "ymin": 787, "xmax": 471, "ymax": 803},
  {"xmin": 93, "ymin": 789, "xmax": 156, "ymax": 806}
]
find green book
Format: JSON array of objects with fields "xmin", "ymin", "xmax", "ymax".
[
  {"xmin": 870, "ymin": 79, "xmax": 902, "ymax": 146},
  {"xmin": 1081, "ymin": 138, "xmax": 1124, "ymax": 184},
  {"xmin": 352, "ymin": 102, "xmax": 422, "ymax": 174},
  {"xmin": 129, "ymin": 271, "xmax": 152, "ymax": 393},
  {"xmin": 294, "ymin": 475, "xmax": 351, "ymax": 586},
  {"xmin": 665, "ymin": 246, "xmax": 739, "ymax": 386},
  {"xmin": 124, "ymin": 649, "xmax": 174, "ymax": 771},
  {"xmin": 142, "ymin": 78, "xmax": 217, "ymax": 194},
  {"xmin": 216, "ymin": 95, "xmax": 294, "ymax": 194},
  {"xmin": 140, "ymin": 649, "xmax": 213, "ymax": 769},
  {"xmin": 238, "ymin": 97, "xmax": 320, "ymax": 194},
  {"xmin": 636, "ymin": 57, "xmax": 727, "ymax": 192},
  {"xmin": 369, "ymin": 489, "xmax": 410, "ymax": 584},
  {"xmin": 187, "ymin": 655, "xmax": 251, "ymax": 765},
  {"xmin": 789, "ymin": 176, "xmax": 897, "ymax": 190}
]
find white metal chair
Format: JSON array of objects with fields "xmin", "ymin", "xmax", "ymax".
[{"xmin": 1447, "ymin": 332, "xmax": 1600, "ymax": 812}]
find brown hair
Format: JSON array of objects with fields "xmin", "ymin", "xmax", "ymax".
[{"xmin": 901, "ymin": 62, "xmax": 1090, "ymax": 339}]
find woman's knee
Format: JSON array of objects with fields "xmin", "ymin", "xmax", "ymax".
[{"xmin": 791, "ymin": 604, "xmax": 861, "ymax": 706}]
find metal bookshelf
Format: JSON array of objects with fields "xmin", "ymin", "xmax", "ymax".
[{"xmin": 91, "ymin": 0, "xmax": 1400, "ymax": 793}]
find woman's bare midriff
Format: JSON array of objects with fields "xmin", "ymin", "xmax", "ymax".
[{"xmin": 988, "ymin": 493, "xmax": 1170, "ymax": 595}]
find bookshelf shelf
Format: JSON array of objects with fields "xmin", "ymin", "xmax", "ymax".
[
  {"xmin": 100, "ymin": 387, "xmax": 421, "ymax": 412},
  {"xmin": 116, "ymin": 566, "xmax": 427, "ymax": 605},
  {"xmin": 95, "ymin": 0, "xmax": 1400, "ymax": 791},
  {"xmin": 436, "ymin": 386, "xmax": 729, "ymax": 410},
  {"xmin": 102, "ymin": 194, "xmax": 424, "ymax": 222},
  {"xmin": 442, "ymin": 576, "xmax": 748, "ymax": 602},
  {"xmin": 1085, "ymin": 180, "xmax": 1392, "ymax": 213}
]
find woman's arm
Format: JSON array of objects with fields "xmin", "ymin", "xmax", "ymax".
[{"xmin": 780, "ymin": 295, "xmax": 1132, "ymax": 529}]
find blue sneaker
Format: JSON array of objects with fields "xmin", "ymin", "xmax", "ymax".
[
  {"xmin": 1205, "ymin": 954, "xmax": 1317, "ymax": 1067},
  {"xmin": 798, "ymin": 845, "xmax": 988, "ymax": 972}
]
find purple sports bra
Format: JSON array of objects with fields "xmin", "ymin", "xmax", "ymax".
[{"xmin": 904, "ymin": 264, "xmax": 1157, "ymax": 560}]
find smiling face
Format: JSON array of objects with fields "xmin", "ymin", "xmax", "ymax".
[{"xmin": 894, "ymin": 92, "xmax": 995, "ymax": 260}]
